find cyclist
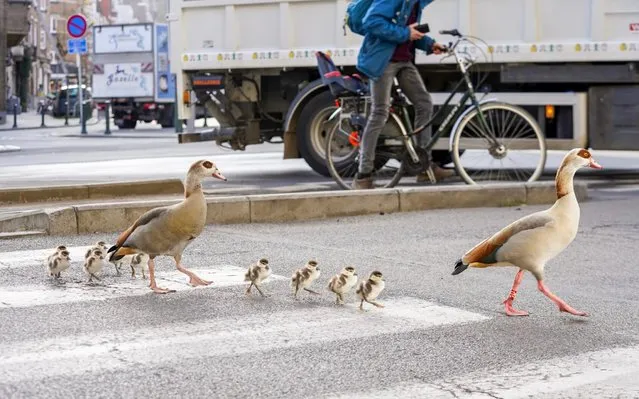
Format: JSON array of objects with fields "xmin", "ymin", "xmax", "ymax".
[{"xmin": 352, "ymin": 0, "xmax": 455, "ymax": 189}]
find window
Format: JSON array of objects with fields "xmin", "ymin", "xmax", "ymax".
[
  {"xmin": 28, "ymin": 23, "xmax": 34, "ymax": 43},
  {"xmin": 40, "ymin": 29, "xmax": 47, "ymax": 51},
  {"xmin": 39, "ymin": 0, "xmax": 47, "ymax": 11},
  {"xmin": 50, "ymin": 16, "xmax": 58, "ymax": 34},
  {"xmin": 50, "ymin": 50, "xmax": 58, "ymax": 65}
]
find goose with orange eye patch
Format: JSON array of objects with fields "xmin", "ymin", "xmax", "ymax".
[
  {"xmin": 576, "ymin": 149, "xmax": 603, "ymax": 170},
  {"xmin": 201, "ymin": 160, "xmax": 227, "ymax": 181},
  {"xmin": 452, "ymin": 148, "xmax": 602, "ymax": 318},
  {"xmin": 107, "ymin": 159, "xmax": 228, "ymax": 294}
]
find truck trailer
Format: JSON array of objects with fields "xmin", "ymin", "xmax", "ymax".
[
  {"xmin": 169, "ymin": 0, "xmax": 639, "ymax": 176},
  {"xmin": 91, "ymin": 23, "xmax": 177, "ymax": 129}
]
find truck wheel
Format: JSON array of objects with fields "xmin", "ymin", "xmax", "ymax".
[
  {"xmin": 159, "ymin": 105, "xmax": 175, "ymax": 128},
  {"xmin": 297, "ymin": 90, "xmax": 338, "ymax": 177},
  {"xmin": 160, "ymin": 112, "xmax": 174, "ymax": 128},
  {"xmin": 117, "ymin": 120, "xmax": 137, "ymax": 129}
]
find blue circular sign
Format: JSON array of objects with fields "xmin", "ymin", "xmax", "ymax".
[{"xmin": 67, "ymin": 14, "xmax": 87, "ymax": 38}]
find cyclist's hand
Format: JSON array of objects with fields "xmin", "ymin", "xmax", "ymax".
[
  {"xmin": 409, "ymin": 23, "xmax": 426, "ymax": 41},
  {"xmin": 432, "ymin": 42, "xmax": 447, "ymax": 54}
]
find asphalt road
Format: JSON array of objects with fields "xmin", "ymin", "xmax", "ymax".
[
  {"xmin": 0, "ymin": 184, "xmax": 637, "ymax": 398},
  {"xmin": 2, "ymin": 122, "xmax": 639, "ymax": 194}
]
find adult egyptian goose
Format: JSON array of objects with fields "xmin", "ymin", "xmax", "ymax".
[
  {"xmin": 107, "ymin": 160, "xmax": 226, "ymax": 294},
  {"xmin": 452, "ymin": 148, "xmax": 602, "ymax": 317}
]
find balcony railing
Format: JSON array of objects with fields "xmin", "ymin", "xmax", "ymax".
[{"xmin": 6, "ymin": 0, "xmax": 31, "ymax": 47}]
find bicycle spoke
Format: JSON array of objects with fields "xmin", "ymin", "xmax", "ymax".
[
  {"xmin": 326, "ymin": 112, "xmax": 406, "ymax": 190},
  {"xmin": 452, "ymin": 104, "xmax": 546, "ymax": 185}
]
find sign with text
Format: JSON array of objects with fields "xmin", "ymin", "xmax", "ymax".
[
  {"xmin": 153, "ymin": 24, "xmax": 175, "ymax": 102},
  {"xmin": 93, "ymin": 24, "xmax": 153, "ymax": 54},
  {"xmin": 67, "ymin": 38, "xmax": 88, "ymax": 54},
  {"xmin": 92, "ymin": 63, "xmax": 154, "ymax": 98}
]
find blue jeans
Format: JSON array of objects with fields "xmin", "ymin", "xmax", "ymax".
[{"xmin": 358, "ymin": 62, "xmax": 434, "ymax": 175}]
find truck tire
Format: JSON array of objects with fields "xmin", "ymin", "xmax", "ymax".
[
  {"xmin": 159, "ymin": 105, "xmax": 175, "ymax": 128},
  {"xmin": 116, "ymin": 119, "xmax": 137, "ymax": 129},
  {"xmin": 297, "ymin": 90, "xmax": 337, "ymax": 177},
  {"xmin": 298, "ymin": 90, "xmax": 429, "ymax": 176}
]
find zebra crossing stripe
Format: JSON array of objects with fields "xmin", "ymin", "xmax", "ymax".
[
  {"xmin": 0, "ymin": 297, "xmax": 490, "ymax": 384},
  {"xmin": 0, "ymin": 266, "xmax": 289, "ymax": 308},
  {"xmin": 328, "ymin": 344, "xmax": 639, "ymax": 398}
]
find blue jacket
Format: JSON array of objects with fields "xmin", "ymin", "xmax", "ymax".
[{"xmin": 357, "ymin": 0, "xmax": 436, "ymax": 80}]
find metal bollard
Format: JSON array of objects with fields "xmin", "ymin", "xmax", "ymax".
[
  {"xmin": 64, "ymin": 77, "xmax": 70, "ymax": 126},
  {"xmin": 104, "ymin": 102, "xmax": 111, "ymax": 135},
  {"xmin": 40, "ymin": 103, "xmax": 46, "ymax": 128},
  {"xmin": 12, "ymin": 104, "xmax": 17, "ymax": 129},
  {"xmin": 81, "ymin": 101, "xmax": 88, "ymax": 135}
]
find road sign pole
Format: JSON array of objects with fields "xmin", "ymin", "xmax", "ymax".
[
  {"xmin": 77, "ymin": 53, "xmax": 86, "ymax": 135},
  {"xmin": 67, "ymin": 14, "xmax": 88, "ymax": 135},
  {"xmin": 64, "ymin": 76, "xmax": 69, "ymax": 126}
]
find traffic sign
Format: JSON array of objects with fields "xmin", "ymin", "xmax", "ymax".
[
  {"xmin": 67, "ymin": 38, "xmax": 88, "ymax": 54},
  {"xmin": 67, "ymin": 14, "xmax": 87, "ymax": 38}
]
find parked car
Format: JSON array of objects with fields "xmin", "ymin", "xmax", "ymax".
[{"xmin": 52, "ymin": 84, "xmax": 93, "ymax": 119}]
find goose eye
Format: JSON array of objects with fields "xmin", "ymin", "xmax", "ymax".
[{"xmin": 577, "ymin": 149, "xmax": 590, "ymax": 159}]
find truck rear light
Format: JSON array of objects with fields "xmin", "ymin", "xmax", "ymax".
[
  {"xmin": 191, "ymin": 75, "xmax": 225, "ymax": 91},
  {"xmin": 183, "ymin": 90, "xmax": 191, "ymax": 105},
  {"xmin": 545, "ymin": 105, "xmax": 555, "ymax": 119}
]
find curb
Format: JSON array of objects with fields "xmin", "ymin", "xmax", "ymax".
[
  {"xmin": 0, "ymin": 119, "xmax": 100, "ymax": 132},
  {"xmin": 0, "ymin": 181, "xmax": 588, "ymax": 237},
  {"xmin": 0, "ymin": 179, "xmax": 185, "ymax": 205}
]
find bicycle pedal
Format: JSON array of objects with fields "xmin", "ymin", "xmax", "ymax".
[{"xmin": 426, "ymin": 167, "xmax": 437, "ymax": 184}]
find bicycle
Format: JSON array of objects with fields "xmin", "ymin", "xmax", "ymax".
[{"xmin": 316, "ymin": 29, "xmax": 547, "ymax": 190}]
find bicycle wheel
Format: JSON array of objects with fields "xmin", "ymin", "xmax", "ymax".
[
  {"xmin": 451, "ymin": 102, "xmax": 547, "ymax": 185},
  {"xmin": 325, "ymin": 111, "xmax": 406, "ymax": 190}
]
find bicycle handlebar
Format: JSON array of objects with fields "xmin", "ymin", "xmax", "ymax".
[{"xmin": 439, "ymin": 29, "xmax": 462, "ymax": 37}]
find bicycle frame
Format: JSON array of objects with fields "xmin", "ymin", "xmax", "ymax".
[
  {"xmin": 394, "ymin": 50, "xmax": 498, "ymax": 164},
  {"xmin": 327, "ymin": 34, "xmax": 499, "ymax": 165}
]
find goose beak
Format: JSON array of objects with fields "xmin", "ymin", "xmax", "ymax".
[
  {"xmin": 212, "ymin": 171, "xmax": 227, "ymax": 181},
  {"xmin": 589, "ymin": 158, "xmax": 603, "ymax": 169}
]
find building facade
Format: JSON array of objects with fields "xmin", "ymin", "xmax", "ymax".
[{"xmin": 1, "ymin": 0, "xmax": 31, "ymax": 119}]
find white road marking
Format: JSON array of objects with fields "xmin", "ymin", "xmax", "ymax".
[
  {"xmin": 0, "ymin": 297, "xmax": 490, "ymax": 383},
  {"xmin": 328, "ymin": 344, "xmax": 639, "ymax": 398},
  {"xmin": 0, "ymin": 245, "xmax": 96, "ymax": 269},
  {"xmin": 0, "ymin": 266, "xmax": 288, "ymax": 308},
  {"xmin": 0, "ymin": 152, "xmax": 314, "ymax": 183}
]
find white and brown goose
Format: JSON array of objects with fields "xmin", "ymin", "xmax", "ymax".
[
  {"xmin": 452, "ymin": 148, "xmax": 602, "ymax": 317},
  {"xmin": 107, "ymin": 160, "xmax": 227, "ymax": 294}
]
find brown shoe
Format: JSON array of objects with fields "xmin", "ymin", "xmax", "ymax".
[
  {"xmin": 351, "ymin": 174, "xmax": 374, "ymax": 189},
  {"xmin": 416, "ymin": 165, "xmax": 455, "ymax": 183}
]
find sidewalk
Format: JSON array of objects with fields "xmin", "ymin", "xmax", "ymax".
[
  {"xmin": 0, "ymin": 111, "xmax": 218, "ymax": 133},
  {"xmin": 0, "ymin": 111, "xmax": 99, "ymax": 131}
]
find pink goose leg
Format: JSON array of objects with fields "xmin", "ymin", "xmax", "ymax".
[
  {"xmin": 503, "ymin": 269, "xmax": 529, "ymax": 316},
  {"xmin": 537, "ymin": 281, "xmax": 588, "ymax": 317}
]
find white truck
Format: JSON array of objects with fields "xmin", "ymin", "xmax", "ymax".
[
  {"xmin": 91, "ymin": 22, "xmax": 178, "ymax": 129},
  {"xmin": 169, "ymin": 0, "xmax": 639, "ymax": 176}
]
